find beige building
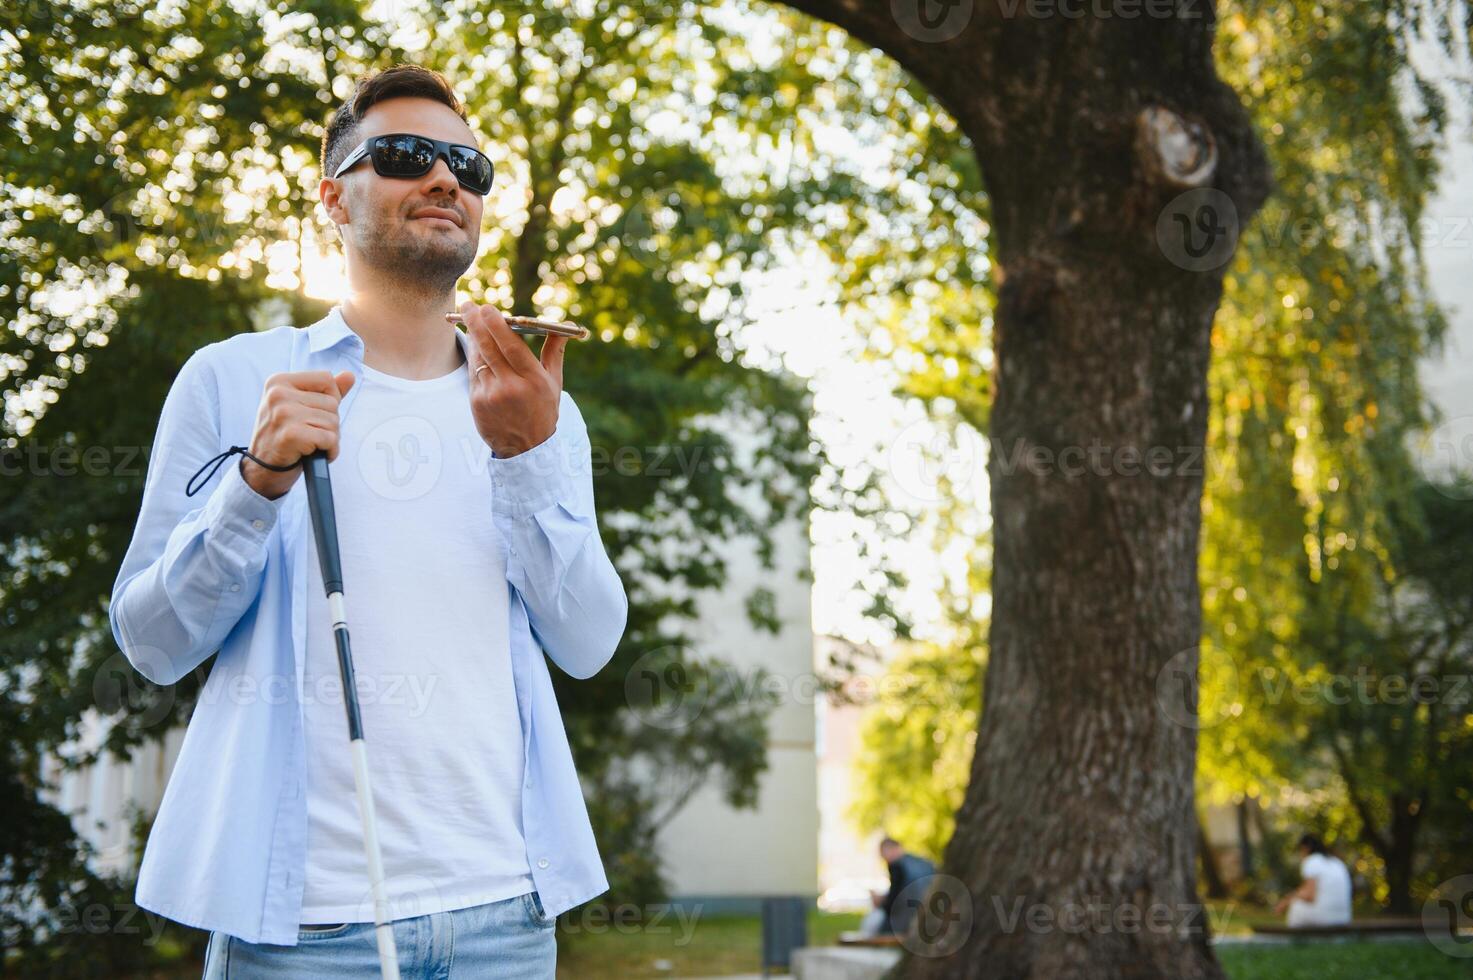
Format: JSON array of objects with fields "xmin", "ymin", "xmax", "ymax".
[{"xmin": 654, "ymin": 505, "xmax": 820, "ymax": 909}]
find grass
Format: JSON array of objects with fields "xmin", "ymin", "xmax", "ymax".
[
  {"xmin": 1217, "ymin": 941, "xmax": 1473, "ymax": 979},
  {"xmin": 554, "ymin": 908, "xmax": 861, "ymax": 978},
  {"xmin": 554, "ymin": 908, "xmax": 1473, "ymax": 980}
]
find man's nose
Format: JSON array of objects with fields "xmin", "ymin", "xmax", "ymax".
[{"xmin": 421, "ymin": 156, "xmax": 459, "ymax": 195}]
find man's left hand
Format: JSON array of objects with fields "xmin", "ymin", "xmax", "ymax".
[{"xmin": 459, "ymin": 301, "xmax": 568, "ymax": 457}]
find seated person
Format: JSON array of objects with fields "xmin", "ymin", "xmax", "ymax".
[
  {"xmin": 1274, "ymin": 832, "xmax": 1352, "ymax": 927},
  {"xmin": 859, "ymin": 837, "xmax": 937, "ymax": 937}
]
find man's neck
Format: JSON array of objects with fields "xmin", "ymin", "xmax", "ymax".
[{"xmin": 340, "ymin": 286, "xmax": 465, "ymax": 381}]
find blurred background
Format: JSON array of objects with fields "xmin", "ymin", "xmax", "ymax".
[{"xmin": 2, "ymin": 1, "xmax": 1471, "ymax": 978}]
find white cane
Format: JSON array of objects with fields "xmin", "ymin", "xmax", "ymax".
[{"xmin": 303, "ymin": 449, "xmax": 402, "ymax": 980}]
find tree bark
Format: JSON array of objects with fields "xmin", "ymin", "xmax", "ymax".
[
  {"xmin": 1381, "ymin": 793, "xmax": 1421, "ymax": 916},
  {"xmin": 773, "ymin": 2, "xmax": 1272, "ymax": 977},
  {"xmin": 1198, "ymin": 815, "xmax": 1228, "ymax": 900},
  {"xmin": 1235, "ymin": 797, "xmax": 1254, "ymax": 885}
]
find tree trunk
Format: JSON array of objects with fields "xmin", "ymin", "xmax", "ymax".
[
  {"xmin": 1381, "ymin": 794, "xmax": 1421, "ymax": 916},
  {"xmin": 773, "ymin": 3, "xmax": 1272, "ymax": 977},
  {"xmin": 1235, "ymin": 797, "xmax": 1254, "ymax": 884},
  {"xmin": 1198, "ymin": 815, "xmax": 1228, "ymax": 900}
]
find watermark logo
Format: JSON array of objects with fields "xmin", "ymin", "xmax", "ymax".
[
  {"xmin": 349, "ymin": 874, "xmax": 444, "ymax": 926},
  {"xmin": 886, "ymin": 418, "xmax": 985, "ymax": 503},
  {"xmin": 200, "ymin": 668, "xmax": 442, "ymax": 716},
  {"xmin": 892, "ymin": 0, "xmax": 974, "ymax": 42},
  {"xmin": 620, "ymin": 188, "xmax": 711, "ymax": 270},
  {"xmin": 991, "ymin": 0, "xmax": 1204, "ymax": 19},
  {"xmin": 1423, "ymin": 875, "xmax": 1473, "ymax": 957},
  {"xmin": 897, "ymin": 874, "xmax": 973, "ymax": 957},
  {"xmin": 91, "ymin": 191, "xmax": 236, "ymax": 257},
  {"xmin": 991, "ymin": 894, "xmax": 1230, "ymax": 936},
  {"xmin": 1154, "ymin": 655, "xmax": 1471, "ymax": 731},
  {"xmin": 52, "ymin": 900, "xmax": 170, "ymax": 946},
  {"xmin": 624, "ymin": 648, "xmax": 712, "ymax": 731},
  {"xmin": 0, "ymin": 442, "xmax": 150, "ymax": 478},
  {"xmin": 1154, "ymin": 645, "xmax": 1239, "ymax": 730},
  {"xmin": 1414, "ymin": 414, "xmax": 1473, "ymax": 500},
  {"xmin": 884, "ymin": 423, "xmax": 1211, "ymax": 503},
  {"xmin": 357, "ymin": 414, "xmax": 439, "ymax": 501},
  {"xmin": 93, "ymin": 649, "xmax": 176, "ymax": 727},
  {"xmin": 1157, "ymin": 188, "xmax": 1239, "ymax": 272}
]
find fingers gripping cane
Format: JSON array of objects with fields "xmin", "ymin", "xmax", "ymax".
[{"xmin": 303, "ymin": 449, "xmax": 402, "ymax": 980}]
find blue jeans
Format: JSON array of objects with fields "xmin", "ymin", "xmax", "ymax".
[{"xmin": 201, "ymin": 891, "xmax": 556, "ymax": 978}]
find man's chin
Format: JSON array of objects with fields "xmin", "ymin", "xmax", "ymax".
[{"xmin": 360, "ymin": 237, "xmax": 476, "ymax": 291}]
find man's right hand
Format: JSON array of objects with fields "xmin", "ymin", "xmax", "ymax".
[{"xmin": 240, "ymin": 370, "xmax": 356, "ymax": 500}]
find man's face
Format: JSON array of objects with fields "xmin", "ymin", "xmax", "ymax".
[{"xmin": 326, "ymin": 96, "xmax": 485, "ymax": 295}]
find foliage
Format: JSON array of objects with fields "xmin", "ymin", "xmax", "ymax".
[
  {"xmin": 1198, "ymin": 0, "xmax": 1473, "ymax": 912},
  {"xmin": 1259, "ymin": 482, "xmax": 1473, "ymax": 911},
  {"xmin": 846, "ymin": 637, "xmax": 982, "ymax": 863}
]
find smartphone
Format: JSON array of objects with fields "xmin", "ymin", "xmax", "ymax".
[{"xmin": 444, "ymin": 312, "xmax": 591, "ymax": 341}]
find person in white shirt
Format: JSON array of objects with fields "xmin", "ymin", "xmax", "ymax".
[
  {"xmin": 1274, "ymin": 833, "xmax": 1353, "ymax": 927},
  {"xmin": 108, "ymin": 63, "xmax": 626, "ymax": 979}
]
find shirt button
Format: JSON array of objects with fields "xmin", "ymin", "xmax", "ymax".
[
  {"xmin": 537, "ymin": 858, "xmax": 550, "ymax": 869},
  {"xmin": 230, "ymin": 583, "xmax": 241, "ymax": 592},
  {"xmin": 252, "ymin": 518, "xmax": 266, "ymax": 530}
]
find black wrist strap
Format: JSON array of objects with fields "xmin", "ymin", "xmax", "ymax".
[{"xmin": 186, "ymin": 446, "xmax": 300, "ymax": 498}]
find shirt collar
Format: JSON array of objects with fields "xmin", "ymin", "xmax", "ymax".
[
  {"xmin": 306, "ymin": 305, "xmax": 360, "ymax": 354},
  {"xmin": 307, "ymin": 304, "xmax": 471, "ymax": 363}
]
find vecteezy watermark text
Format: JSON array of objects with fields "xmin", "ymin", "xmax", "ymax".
[{"xmin": 991, "ymin": 438, "xmax": 1204, "ymax": 479}]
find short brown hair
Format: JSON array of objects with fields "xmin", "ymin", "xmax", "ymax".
[{"xmin": 320, "ymin": 64, "xmax": 468, "ymax": 179}]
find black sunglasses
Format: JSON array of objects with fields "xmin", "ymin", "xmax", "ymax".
[{"xmin": 332, "ymin": 133, "xmax": 494, "ymax": 195}]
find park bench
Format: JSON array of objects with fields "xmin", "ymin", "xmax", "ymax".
[
  {"xmin": 836, "ymin": 932, "xmax": 901, "ymax": 947},
  {"xmin": 1249, "ymin": 918, "xmax": 1430, "ymax": 941}
]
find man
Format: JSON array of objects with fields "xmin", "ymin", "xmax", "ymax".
[
  {"xmin": 862, "ymin": 837, "xmax": 937, "ymax": 937},
  {"xmin": 1274, "ymin": 833, "xmax": 1353, "ymax": 928},
  {"xmin": 108, "ymin": 64, "xmax": 628, "ymax": 977}
]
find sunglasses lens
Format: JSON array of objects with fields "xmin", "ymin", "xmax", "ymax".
[
  {"xmin": 365, "ymin": 136, "xmax": 492, "ymax": 195},
  {"xmin": 375, "ymin": 135, "xmax": 436, "ymax": 175},
  {"xmin": 449, "ymin": 145, "xmax": 493, "ymax": 194}
]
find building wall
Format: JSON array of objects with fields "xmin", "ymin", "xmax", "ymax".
[
  {"xmin": 653, "ymin": 505, "xmax": 819, "ymax": 904},
  {"xmin": 40, "ymin": 719, "xmax": 185, "ymax": 879},
  {"xmin": 1418, "ymin": 37, "xmax": 1473, "ymax": 472}
]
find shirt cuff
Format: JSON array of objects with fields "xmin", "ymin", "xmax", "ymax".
[
  {"xmin": 200, "ymin": 455, "xmax": 287, "ymax": 550},
  {"xmin": 488, "ymin": 423, "xmax": 580, "ymax": 519}
]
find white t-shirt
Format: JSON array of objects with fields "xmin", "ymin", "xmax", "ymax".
[
  {"xmin": 1300, "ymin": 852, "xmax": 1352, "ymax": 923},
  {"xmin": 299, "ymin": 357, "xmax": 533, "ymax": 923}
]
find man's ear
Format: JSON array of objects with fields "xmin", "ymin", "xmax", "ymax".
[{"xmin": 319, "ymin": 177, "xmax": 350, "ymax": 229}]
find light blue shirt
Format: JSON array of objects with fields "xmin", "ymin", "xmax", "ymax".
[{"xmin": 108, "ymin": 307, "xmax": 628, "ymax": 945}]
